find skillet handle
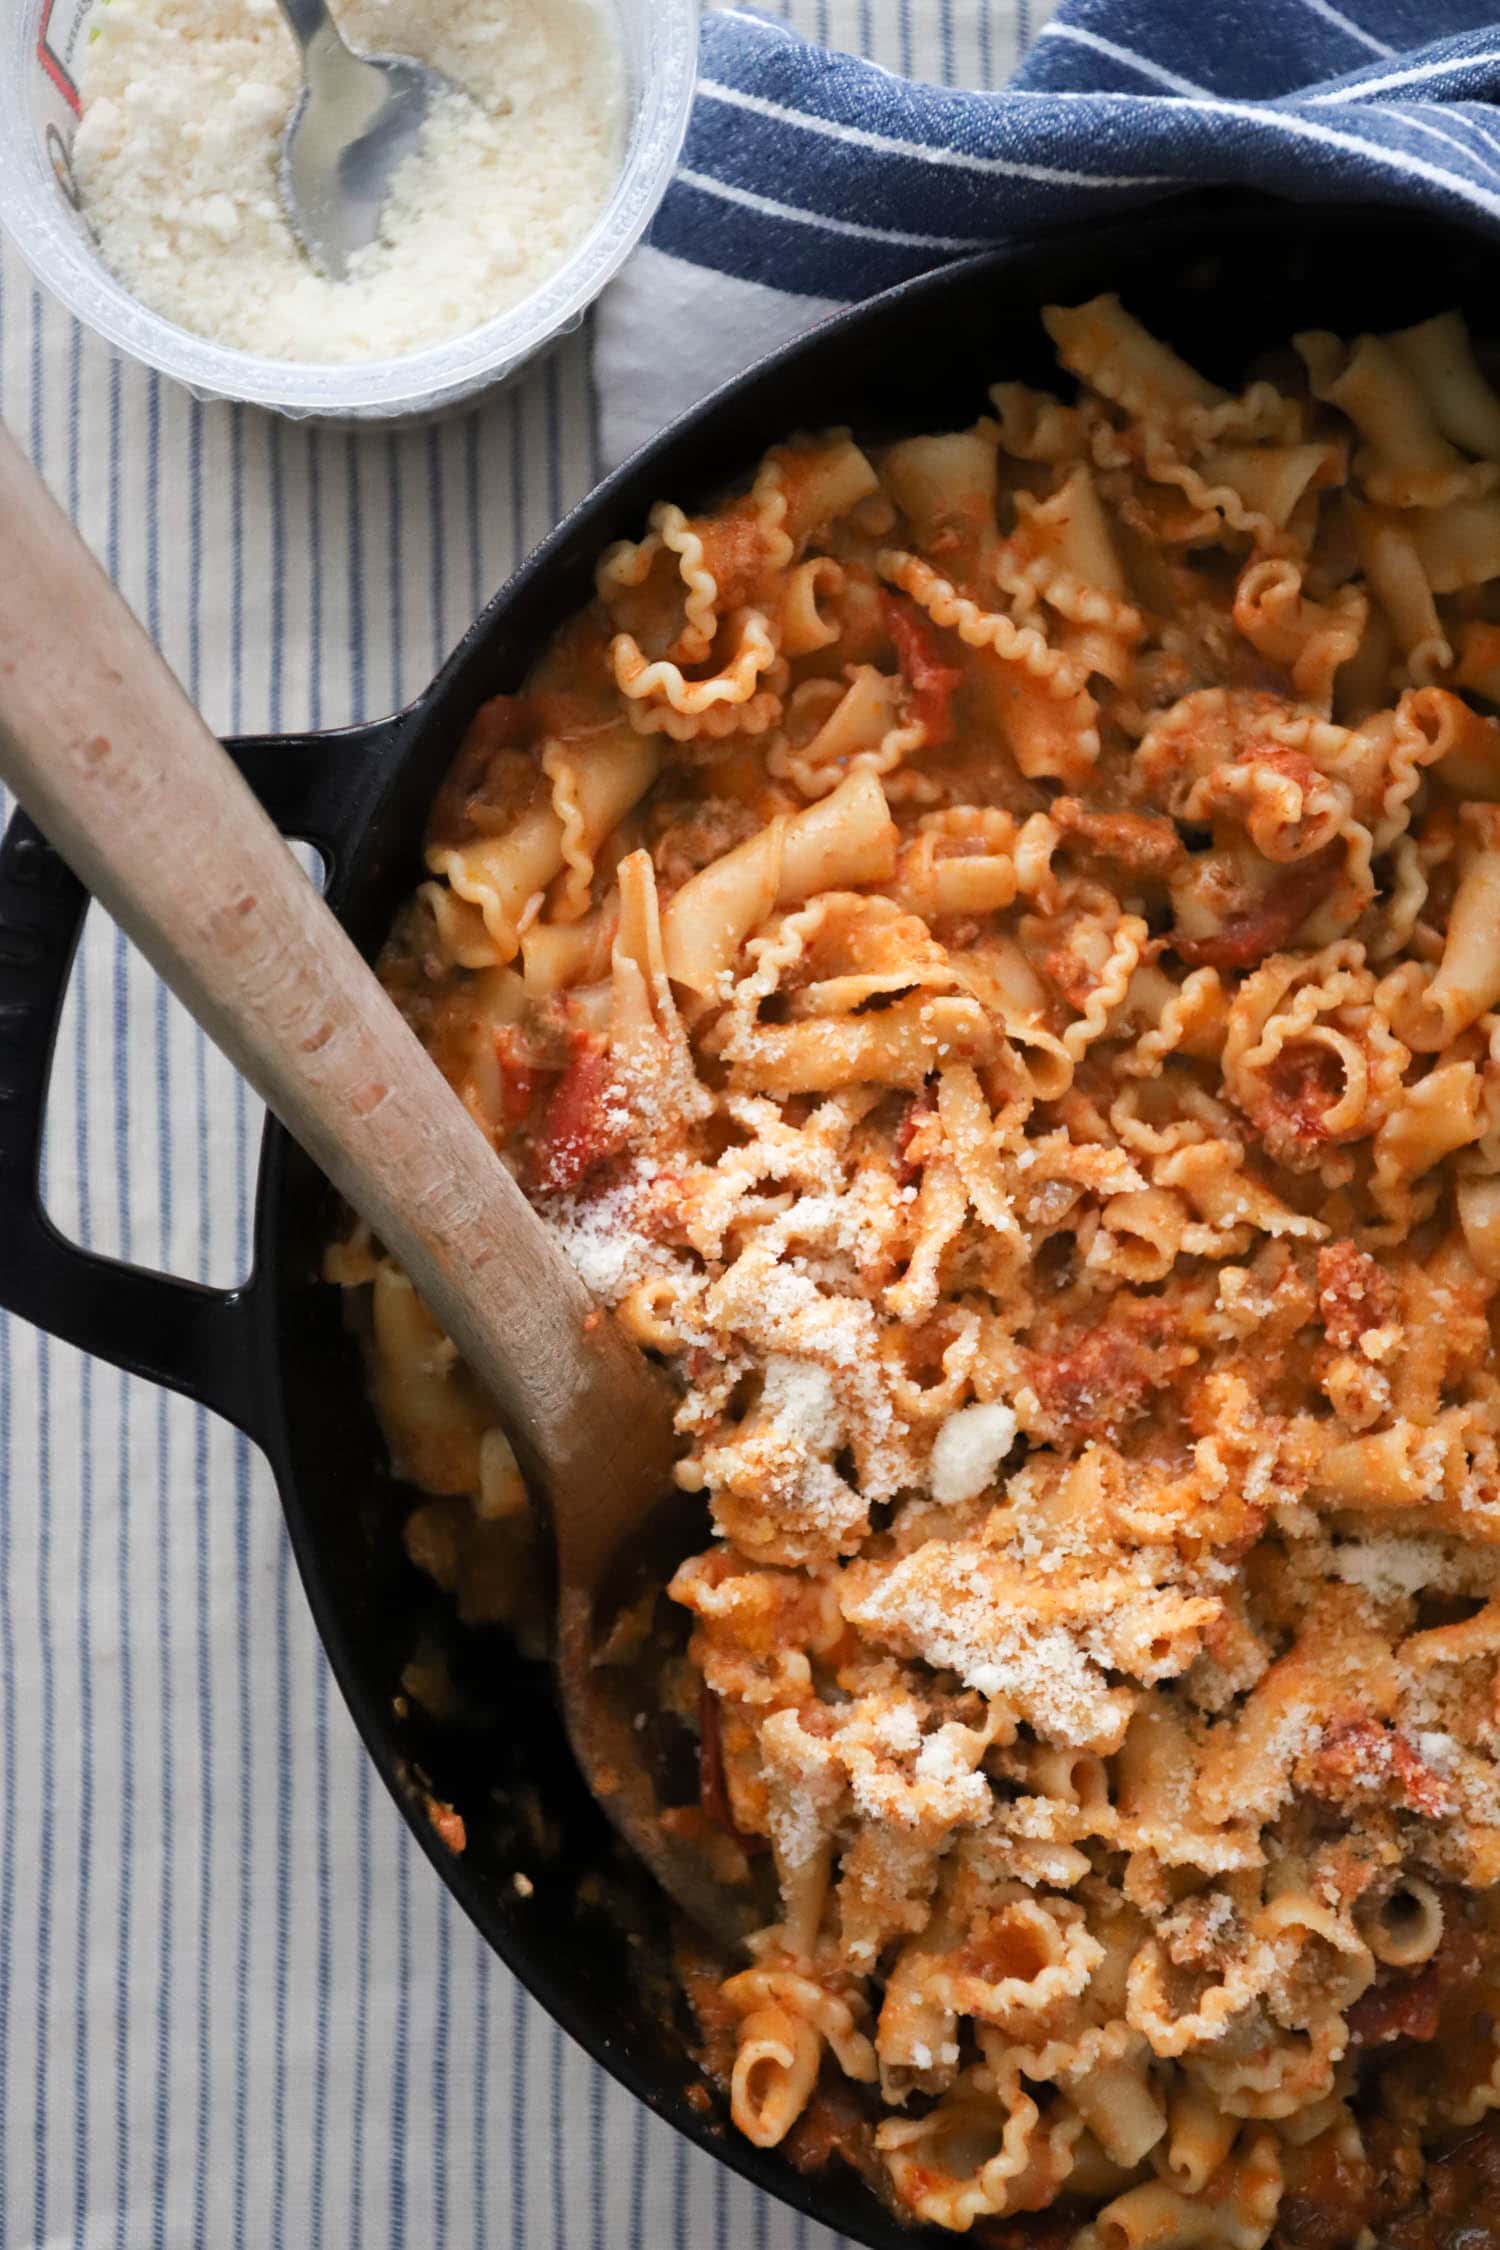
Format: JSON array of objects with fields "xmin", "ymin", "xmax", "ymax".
[{"xmin": 0, "ymin": 714, "xmax": 406, "ymax": 1442}]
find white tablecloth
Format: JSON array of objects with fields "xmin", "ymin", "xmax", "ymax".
[{"xmin": 0, "ymin": 4, "xmax": 1046, "ymax": 2243}]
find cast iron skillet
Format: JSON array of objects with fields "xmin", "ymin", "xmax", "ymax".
[{"xmin": 1, "ymin": 193, "xmax": 1496, "ymax": 2246}]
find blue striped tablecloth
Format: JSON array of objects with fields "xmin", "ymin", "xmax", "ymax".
[{"xmin": 0, "ymin": 6, "xmax": 1051, "ymax": 2247}]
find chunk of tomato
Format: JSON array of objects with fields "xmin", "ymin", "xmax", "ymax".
[{"xmin": 881, "ymin": 590, "xmax": 963, "ymax": 746}]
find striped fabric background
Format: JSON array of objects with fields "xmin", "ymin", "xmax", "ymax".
[{"xmin": 0, "ymin": 4, "xmax": 1053, "ymax": 2245}]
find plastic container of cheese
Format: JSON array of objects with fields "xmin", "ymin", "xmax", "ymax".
[{"xmin": 0, "ymin": 0, "xmax": 697, "ymax": 419}]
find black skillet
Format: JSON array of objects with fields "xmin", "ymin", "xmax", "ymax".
[{"xmin": 0, "ymin": 193, "xmax": 1492, "ymax": 2246}]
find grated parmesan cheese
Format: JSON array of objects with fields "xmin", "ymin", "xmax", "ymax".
[
  {"xmin": 1331, "ymin": 1536, "xmax": 1451, "ymax": 1604},
  {"xmin": 929, "ymin": 1401, "xmax": 1018, "ymax": 1504},
  {"xmin": 72, "ymin": 0, "xmax": 623, "ymax": 362},
  {"xmin": 543, "ymin": 1159, "xmax": 664, "ymax": 1302},
  {"xmin": 759, "ymin": 1355, "xmax": 843, "ymax": 1454}
]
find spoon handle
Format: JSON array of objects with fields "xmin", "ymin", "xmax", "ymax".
[
  {"xmin": 271, "ymin": 0, "xmax": 349, "ymax": 61},
  {"xmin": 0, "ymin": 424, "xmax": 675, "ymax": 1555}
]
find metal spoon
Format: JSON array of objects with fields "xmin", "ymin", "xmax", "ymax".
[
  {"xmin": 273, "ymin": 0, "xmax": 454, "ymax": 279},
  {"xmin": 0, "ymin": 423, "xmax": 756, "ymax": 1952}
]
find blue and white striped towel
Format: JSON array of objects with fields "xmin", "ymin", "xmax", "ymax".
[{"xmin": 598, "ymin": 0, "xmax": 1500, "ymax": 467}]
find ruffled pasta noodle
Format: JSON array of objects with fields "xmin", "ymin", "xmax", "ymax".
[{"xmin": 336, "ymin": 298, "xmax": 1500, "ymax": 2240}]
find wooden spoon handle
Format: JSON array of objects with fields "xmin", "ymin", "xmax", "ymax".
[{"xmin": 0, "ymin": 425, "xmax": 673, "ymax": 1557}]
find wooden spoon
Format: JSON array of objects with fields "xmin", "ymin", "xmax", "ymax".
[{"xmin": 0, "ymin": 424, "xmax": 753, "ymax": 1949}]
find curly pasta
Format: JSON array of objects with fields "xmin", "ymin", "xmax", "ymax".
[{"xmin": 337, "ymin": 300, "xmax": 1500, "ymax": 2242}]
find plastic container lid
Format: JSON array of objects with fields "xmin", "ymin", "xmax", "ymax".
[{"xmin": 0, "ymin": 0, "xmax": 697, "ymax": 420}]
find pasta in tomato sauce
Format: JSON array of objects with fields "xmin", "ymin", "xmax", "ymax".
[{"xmin": 335, "ymin": 296, "xmax": 1500, "ymax": 2245}]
